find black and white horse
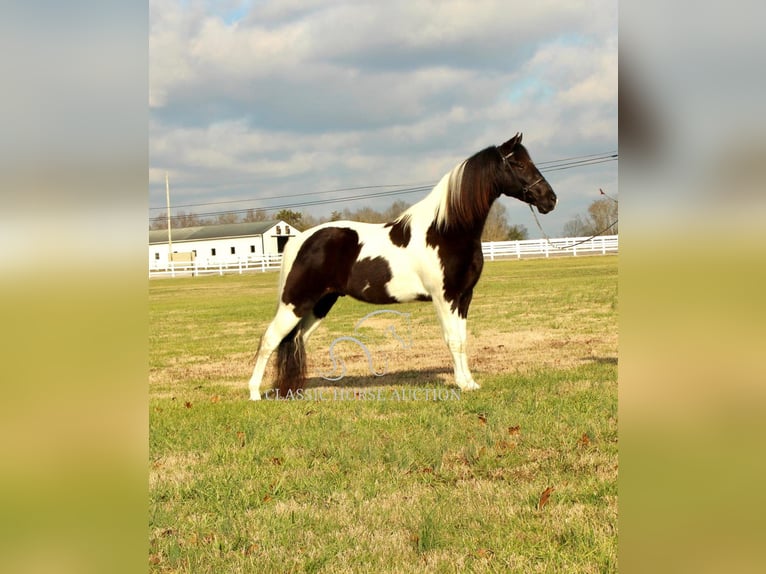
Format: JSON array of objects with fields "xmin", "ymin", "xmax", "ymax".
[{"xmin": 249, "ymin": 133, "xmax": 556, "ymax": 400}]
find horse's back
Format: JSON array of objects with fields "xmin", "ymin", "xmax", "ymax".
[{"xmin": 279, "ymin": 219, "xmax": 432, "ymax": 307}]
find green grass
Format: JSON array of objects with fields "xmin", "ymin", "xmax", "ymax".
[{"xmin": 150, "ymin": 255, "xmax": 618, "ymax": 573}]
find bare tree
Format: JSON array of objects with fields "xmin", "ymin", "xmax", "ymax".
[
  {"xmin": 149, "ymin": 212, "xmax": 167, "ymax": 230},
  {"xmin": 175, "ymin": 210, "xmax": 204, "ymax": 228},
  {"xmin": 242, "ymin": 208, "xmax": 269, "ymax": 222},
  {"xmin": 562, "ymin": 195, "xmax": 618, "ymax": 236},
  {"xmin": 300, "ymin": 211, "xmax": 320, "ymax": 229},
  {"xmin": 587, "ymin": 198, "xmax": 618, "ymax": 234},
  {"xmin": 481, "ymin": 202, "xmax": 511, "ymax": 241},
  {"xmin": 562, "ymin": 214, "xmax": 594, "ymax": 237},
  {"xmin": 383, "ymin": 200, "xmax": 411, "ymax": 221},
  {"xmin": 214, "ymin": 212, "xmax": 240, "ymax": 224},
  {"xmin": 149, "ymin": 210, "xmax": 205, "ymax": 230},
  {"xmin": 349, "ymin": 206, "xmax": 387, "ymax": 223}
]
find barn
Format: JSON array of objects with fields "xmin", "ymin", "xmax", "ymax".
[{"xmin": 149, "ymin": 220, "xmax": 299, "ymax": 269}]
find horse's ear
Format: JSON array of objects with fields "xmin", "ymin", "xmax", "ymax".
[{"xmin": 503, "ymin": 132, "xmax": 522, "ymax": 149}]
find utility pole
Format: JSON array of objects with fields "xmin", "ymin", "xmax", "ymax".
[{"xmin": 166, "ymin": 172, "xmax": 173, "ymax": 263}]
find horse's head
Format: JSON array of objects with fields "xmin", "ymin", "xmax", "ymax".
[{"xmin": 496, "ymin": 133, "xmax": 557, "ymax": 214}]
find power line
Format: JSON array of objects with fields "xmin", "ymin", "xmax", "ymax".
[
  {"xmin": 149, "ymin": 151, "xmax": 617, "ymax": 221},
  {"xmin": 148, "ymin": 182, "xmax": 433, "ymax": 211}
]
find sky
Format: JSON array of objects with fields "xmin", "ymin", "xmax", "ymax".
[{"xmin": 149, "ymin": 0, "xmax": 617, "ymax": 236}]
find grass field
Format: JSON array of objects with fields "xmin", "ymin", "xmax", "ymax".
[{"xmin": 149, "ymin": 255, "xmax": 618, "ymax": 573}]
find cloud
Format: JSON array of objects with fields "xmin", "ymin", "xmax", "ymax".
[{"xmin": 150, "ymin": 0, "xmax": 617, "ymax": 234}]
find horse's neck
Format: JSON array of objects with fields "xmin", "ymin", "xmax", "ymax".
[{"xmin": 401, "ymin": 159, "xmax": 498, "ymax": 237}]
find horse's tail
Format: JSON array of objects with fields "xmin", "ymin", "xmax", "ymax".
[{"xmin": 275, "ymin": 321, "xmax": 307, "ymax": 397}]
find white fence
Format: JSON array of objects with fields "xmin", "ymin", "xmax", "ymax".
[
  {"xmin": 483, "ymin": 234, "xmax": 618, "ymax": 261},
  {"xmin": 148, "ymin": 235, "xmax": 618, "ymax": 278},
  {"xmin": 149, "ymin": 254, "xmax": 283, "ymax": 278}
]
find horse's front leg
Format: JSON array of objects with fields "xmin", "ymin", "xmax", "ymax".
[{"xmin": 432, "ymin": 297, "xmax": 480, "ymax": 391}]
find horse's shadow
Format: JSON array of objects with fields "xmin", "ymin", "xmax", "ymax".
[
  {"xmin": 303, "ymin": 367, "xmax": 453, "ymax": 390},
  {"xmin": 581, "ymin": 356, "xmax": 618, "ymax": 365}
]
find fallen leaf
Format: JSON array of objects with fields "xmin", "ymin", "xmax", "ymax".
[
  {"xmin": 495, "ymin": 440, "xmax": 515, "ymax": 453},
  {"xmin": 477, "ymin": 413, "xmax": 487, "ymax": 425},
  {"xmin": 210, "ymin": 395, "xmax": 220, "ymax": 403},
  {"xmin": 270, "ymin": 457, "xmax": 282, "ymax": 466},
  {"xmin": 476, "ymin": 547, "xmax": 494, "ymax": 558},
  {"xmin": 577, "ymin": 433, "xmax": 591, "ymax": 448},
  {"xmin": 184, "ymin": 401, "xmax": 192, "ymax": 409},
  {"xmin": 538, "ymin": 486, "xmax": 555, "ymax": 510},
  {"xmin": 508, "ymin": 425, "xmax": 521, "ymax": 435},
  {"xmin": 243, "ymin": 543, "xmax": 259, "ymax": 556},
  {"xmin": 262, "ymin": 494, "xmax": 272, "ymax": 503},
  {"xmin": 236, "ymin": 431, "xmax": 245, "ymax": 447}
]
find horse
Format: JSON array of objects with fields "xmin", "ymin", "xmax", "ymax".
[{"xmin": 248, "ymin": 132, "xmax": 557, "ymax": 400}]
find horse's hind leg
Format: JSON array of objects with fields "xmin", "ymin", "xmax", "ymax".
[
  {"xmin": 301, "ymin": 293, "xmax": 340, "ymax": 344},
  {"xmin": 248, "ymin": 303, "xmax": 302, "ymax": 400}
]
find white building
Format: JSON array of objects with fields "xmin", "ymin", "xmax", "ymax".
[{"xmin": 149, "ymin": 220, "xmax": 298, "ymax": 269}]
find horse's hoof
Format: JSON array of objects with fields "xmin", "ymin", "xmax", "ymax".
[{"xmin": 459, "ymin": 381, "xmax": 481, "ymax": 391}]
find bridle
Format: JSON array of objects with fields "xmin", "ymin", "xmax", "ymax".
[{"xmin": 496, "ymin": 146, "xmax": 543, "ymax": 203}]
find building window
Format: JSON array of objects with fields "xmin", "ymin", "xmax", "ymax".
[
  {"xmin": 154, "ymin": 253, "xmax": 159, "ymax": 260},
  {"xmin": 211, "ymin": 248, "xmax": 216, "ymax": 256},
  {"xmin": 192, "ymin": 250, "xmax": 197, "ymax": 257},
  {"xmin": 230, "ymin": 246, "xmax": 236, "ymax": 255},
  {"xmin": 250, "ymin": 245, "xmax": 255, "ymax": 253},
  {"xmin": 276, "ymin": 225, "xmax": 282, "ymax": 235}
]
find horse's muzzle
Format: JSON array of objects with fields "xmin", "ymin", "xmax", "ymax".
[{"xmin": 536, "ymin": 192, "xmax": 557, "ymax": 214}]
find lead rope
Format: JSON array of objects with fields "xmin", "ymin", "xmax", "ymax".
[{"xmin": 529, "ymin": 189, "xmax": 618, "ymax": 250}]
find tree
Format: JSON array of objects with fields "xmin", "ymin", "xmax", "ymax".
[
  {"xmin": 562, "ymin": 214, "xmax": 594, "ymax": 237},
  {"xmin": 300, "ymin": 211, "xmax": 320, "ymax": 230},
  {"xmin": 274, "ymin": 209, "xmax": 304, "ymax": 230},
  {"xmin": 149, "ymin": 210, "xmax": 204, "ymax": 230},
  {"xmin": 242, "ymin": 208, "xmax": 269, "ymax": 222},
  {"xmin": 506, "ymin": 224, "xmax": 528, "ymax": 241},
  {"xmin": 383, "ymin": 200, "xmax": 411, "ymax": 221},
  {"xmin": 351, "ymin": 206, "xmax": 387, "ymax": 223},
  {"xmin": 149, "ymin": 212, "xmax": 167, "ymax": 230},
  {"xmin": 175, "ymin": 211, "xmax": 205, "ymax": 228},
  {"xmin": 214, "ymin": 212, "xmax": 239, "ymax": 224},
  {"xmin": 562, "ymin": 195, "xmax": 618, "ymax": 236},
  {"xmin": 587, "ymin": 197, "xmax": 618, "ymax": 235},
  {"xmin": 481, "ymin": 203, "xmax": 511, "ymax": 241}
]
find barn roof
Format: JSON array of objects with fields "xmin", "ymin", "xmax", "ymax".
[{"xmin": 149, "ymin": 220, "xmax": 286, "ymax": 245}]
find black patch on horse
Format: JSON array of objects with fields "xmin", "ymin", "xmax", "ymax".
[
  {"xmin": 347, "ymin": 257, "xmax": 398, "ymax": 304},
  {"xmin": 313, "ymin": 293, "xmax": 340, "ymax": 318},
  {"xmin": 281, "ymin": 227, "xmax": 362, "ymax": 316},
  {"xmin": 385, "ymin": 217, "xmax": 411, "ymax": 247},
  {"xmin": 425, "ymin": 223, "xmax": 484, "ymax": 318}
]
